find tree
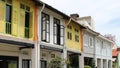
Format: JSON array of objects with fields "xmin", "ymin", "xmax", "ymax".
[{"xmin": 47, "ymin": 56, "xmax": 71, "ymax": 68}]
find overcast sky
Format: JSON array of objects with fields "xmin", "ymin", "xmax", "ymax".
[{"xmin": 41, "ymin": 0, "xmax": 120, "ymax": 45}]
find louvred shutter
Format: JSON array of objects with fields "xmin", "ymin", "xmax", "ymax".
[{"xmin": 29, "ymin": 12, "xmax": 33, "ymax": 39}]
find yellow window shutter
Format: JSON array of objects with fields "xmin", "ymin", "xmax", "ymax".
[
  {"xmin": 0, "ymin": 2, "xmax": 5, "ymax": 33},
  {"xmin": 12, "ymin": 6, "xmax": 19, "ymax": 36},
  {"xmin": 29, "ymin": 12, "xmax": 33, "ymax": 39},
  {"xmin": 19, "ymin": 9, "xmax": 25, "ymax": 38}
]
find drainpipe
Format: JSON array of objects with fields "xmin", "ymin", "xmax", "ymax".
[
  {"xmin": 37, "ymin": 3, "xmax": 45, "ymax": 68},
  {"xmin": 66, "ymin": 18, "xmax": 72, "ymax": 27},
  {"xmin": 63, "ymin": 18, "xmax": 72, "ymax": 68}
]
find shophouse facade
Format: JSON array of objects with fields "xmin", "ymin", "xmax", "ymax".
[{"xmin": 0, "ymin": 0, "xmax": 35, "ymax": 68}]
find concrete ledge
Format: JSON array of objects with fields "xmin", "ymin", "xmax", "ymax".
[
  {"xmin": 40, "ymin": 42, "xmax": 63, "ymax": 52},
  {"xmin": 0, "ymin": 35, "xmax": 34, "ymax": 47}
]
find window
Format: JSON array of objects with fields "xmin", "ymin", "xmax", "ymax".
[
  {"xmin": 101, "ymin": 41, "xmax": 103, "ymax": 48},
  {"xmin": 89, "ymin": 37, "xmax": 93, "ymax": 47},
  {"xmin": 75, "ymin": 28, "xmax": 79, "ymax": 32},
  {"xmin": 6, "ymin": 5, "xmax": 12, "ymax": 22},
  {"xmin": 83, "ymin": 34, "xmax": 88, "ymax": 46},
  {"xmin": 22, "ymin": 60, "xmax": 30, "ymax": 68},
  {"xmin": 1, "ymin": 0, "xmax": 5, "ymax": 2},
  {"xmin": 6, "ymin": 4, "xmax": 12, "ymax": 34},
  {"xmin": 67, "ymin": 25, "xmax": 72, "ymax": 29},
  {"xmin": 7, "ymin": 0, "xmax": 12, "ymax": 4},
  {"xmin": 25, "ymin": 12, "xmax": 30, "ymax": 38},
  {"xmin": 0, "ymin": 56, "xmax": 18, "ymax": 68},
  {"xmin": 75, "ymin": 35, "xmax": 79, "ymax": 42},
  {"xmin": 20, "ymin": 4, "xmax": 30, "ymax": 11},
  {"xmin": 53, "ymin": 18, "xmax": 64, "ymax": 45},
  {"xmin": 4, "ymin": 0, "xmax": 12, "ymax": 34},
  {"xmin": 51, "ymin": 54, "xmax": 55, "ymax": 58},
  {"xmin": 41, "ymin": 12, "xmax": 50, "ymax": 42},
  {"xmin": 20, "ymin": 4, "xmax": 31, "ymax": 38},
  {"xmin": 67, "ymin": 25, "xmax": 72, "ymax": 40},
  {"xmin": 41, "ymin": 60, "xmax": 47, "ymax": 68},
  {"xmin": 67, "ymin": 32, "xmax": 72, "ymax": 40},
  {"xmin": 75, "ymin": 28, "xmax": 79, "ymax": 42}
]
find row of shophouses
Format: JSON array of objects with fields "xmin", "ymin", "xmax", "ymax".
[{"xmin": 0, "ymin": 0, "xmax": 113, "ymax": 68}]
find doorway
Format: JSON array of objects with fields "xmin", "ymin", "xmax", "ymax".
[
  {"xmin": 0, "ymin": 56, "xmax": 18, "ymax": 68},
  {"xmin": 69, "ymin": 54, "xmax": 79, "ymax": 68}
]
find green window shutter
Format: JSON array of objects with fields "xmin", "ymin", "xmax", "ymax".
[
  {"xmin": 0, "ymin": 2, "xmax": 5, "ymax": 33},
  {"xmin": 29, "ymin": 12, "xmax": 33, "ymax": 39},
  {"xmin": 19, "ymin": 9, "xmax": 25, "ymax": 37},
  {"xmin": 12, "ymin": 6, "xmax": 18, "ymax": 36}
]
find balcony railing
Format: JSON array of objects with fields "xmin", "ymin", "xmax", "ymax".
[{"xmin": 6, "ymin": 22, "xmax": 11, "ymax": 34}]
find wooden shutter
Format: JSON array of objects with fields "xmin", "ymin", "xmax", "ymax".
[
  {"xmin": 0, "ymin": 1, "xmax": 5, "ymax": 33},
  {"xmin": 19, "ymin": 9, "xmax": 25, "ymax": 37},
  {"xmin": 29, "ymin": 12, "xmax": 33, "ymax": 39}
]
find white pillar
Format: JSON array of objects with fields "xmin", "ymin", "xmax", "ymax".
[
  {"xmin": 79, "ymin": 53, "xmax": 84, "ymax": 68},
  {"xmin": 63, "ymin": 48, "xmax": 67, "ymax": 68},
  {"xmin": 95, "ymin": 58, "xmax": 97, "ymax": 68},
  {"xmin": 106, "ymin": 60, "xmax": 108, "ymax": 68},
  {"xmin": 31, "ymin": 42, "xmax": 38, "ymax": 68},
  {"xmin": 100, "ymin": 59, "xmax": 103, "ymax": 68},
  {"xmin": 109, "ymin": 60, "xmax": 112, "ymax": 68},
  {"xmin": 79, "ymin": 55, "xmax": 81, "ymax": 68},
  {"xmin": 97, "ymin": 59, "xmax": 101, "ymax": 68},
  {"xmin": 38, "ymin": 43, "xmax": 40, "ymax": 68}
]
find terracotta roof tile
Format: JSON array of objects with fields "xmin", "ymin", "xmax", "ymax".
[{"xmin": 112, "ymin": 49, "xmax": 118, "ymax": 58}]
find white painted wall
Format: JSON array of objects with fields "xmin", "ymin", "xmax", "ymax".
[
  {"xmin": 83, "ymin": 31, "xmax": 95, "ymax": 57},
  {"xmin": 38, "ymin": 7, "xmax": 65, "ymax": 46},
  {"xmin": 40, "ymin": 49, "xmax": 61, "ymax": 62},
  {"xmin": 95, "ymin": 37, "xmax": 112, "ymax": 59}
]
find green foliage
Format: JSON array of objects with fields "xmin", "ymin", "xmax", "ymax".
[
  {"xmin": 47, "ymin": 56, "xmax": 71, "ymax": 68},
  {"xmin": 84, "ymin": 65, "xmax": 91, "ymax": 68}
]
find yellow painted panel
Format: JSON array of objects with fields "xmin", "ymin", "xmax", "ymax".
[
  {"xmin": 0, "ymin": 1, "xmax": 5, "ymax": 33},
  {"xmin": 19, "ymin": 9, "xmax": 25, "ymax": 37},
  {"xmin": 12, "ymin": 1, "xmax": 19, "ymax": 36},
  {"xmin": 0, "ymin": 21, "xmax": 5, "ymax": 33}
]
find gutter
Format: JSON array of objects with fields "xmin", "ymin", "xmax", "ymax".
[{"xmin": 37, "ymin": 3, "xmax": 45, "ymax": 68}]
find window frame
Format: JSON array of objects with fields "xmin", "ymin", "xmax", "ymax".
[
  {"xmin": 22, "ymin": 59, "xmax": 30, "ymax": 68},
  {"xmin": 41, "ymin": 12, "xmax": 50, "ymax": 43},
  {"xmin": 4, "ymin": 0, "xmax": 12, "ymax": 34},
  {"xmin": 53, "ymin": 18, "xmax": 64, "ymax": 45},
  {"xmin": 20, "ymin": 3, "xmax": 31, "ymax": 38},
  {"xmin": 67, "ymin": 32, "xmax": 72, "ymax": 40},
  {"xmin": 67, "ymin": 25, "xmax": 72, "ymax": 40},
  {"xmin": 89, "ymin": 36, "xmax": 94, "ymax": 47},
  {"xmin": 74, "ymin": 28, "xmax": 79, "ymax": 42},
  {"xmin": 53, "ymin": 18, "xmax": 60, "ymax": 45}
]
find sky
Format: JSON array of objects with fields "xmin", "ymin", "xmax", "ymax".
[{"xmin": 41, "ymin": 0, "xmax": 120, "ymax": 45}]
